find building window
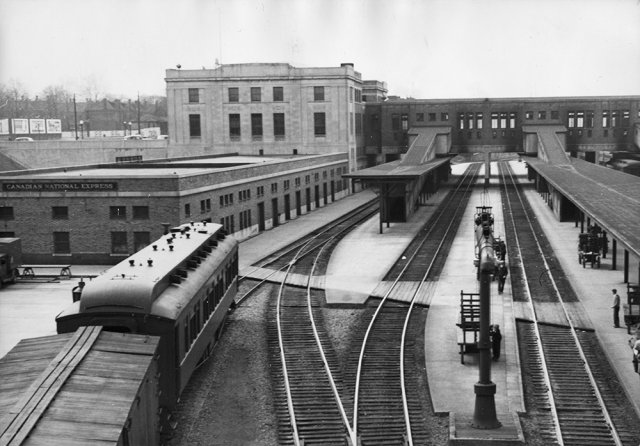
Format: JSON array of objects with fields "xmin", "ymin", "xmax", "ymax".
[
  {"xmin": 576, "ymin": 111, "xmax": 584, "ymax": 128},
  {"xmin": 251, "ymin": 114, "xmax": 263, "ymax": 139},
  {"xmin": 189, "ymin": 114, "xmax": 201, "ymax": 138},
  {"xmin": 525, "ymin": 111, "xmax": 533, "ymax": 120},
  {"xmin": 392, "ymin": 114, "xmax": 399, "ymax": 131},
  {"xmin": 132, "ymin": 206, "xmax": 149, "ymax": 220},
  {"xmin": 256, "ymin": 186, "xmax": 264, "ymax": 197},
  {"xmin": 611, "ymin": 110, "xmax": 619, "ymax": 127},
  {"xmin": 52, "ymin": 206, "xmax": 68, "ymax": 220},
  {"xmin": 251, "ymin": 87, "xmax": 261, "ymax": 102},
  {"xmin": 273, "ymin": 113, "xmax": 285, "ymax": 138},
  {"xmin": 416, "ymin": 112, "xmax": 424, "ymax": 122},
  {"xmin": 441, "ymin": 112, "xmax": 449, "ymax": 121},
  {"xmin": 567, "ymin": 111, "xmax": 575, "ymax": 128},
  {"xmin": 476, "ymin": 113, "xmax": 483, "ymax": 129},
  {"xmin": 401, "ymin": 114, "xmax": 408, "ymax": 131},
  {"xmin": 538, "ymin": 111, "xmax": 546, "ymax": 120},
  {"xmin": 602, "ymin": 110, "xmax": 609, "ymax": 128},
  {"xmin": 53, "ymin": 232, "xmax": 70, "ymax": 254},
  {"xmin": 314, "ymin": 172, "xmax": 319, "ymax": 181},
  {"xmin": 586, "ymin": 111, "xmax": 595, "ymax": 128},
  {"xmin": 228, "ymin": 87, "xmax": 239, "ymax": 102},
  {"xmin": 134, "ymin": 232, "xmax": 150, "ymax": 252},
  {"xmin": 185, "ymin": 203, "xmax": 191, "ymax": 217},
  {"xmin": 111, "ymin": 232, "xmax": 128, "ymax": 254},
  {"xmin": 295, "ymin": 177, "xmax": 301, "ymax": 187},
  {"xmin": 284, "ymin": 180, "xmax": 290, "ymax": 190},
  {"xmin": 0, "ymin": 207, "xmax": 14, "ymax": 220},
  {"xmin": 200, "ymin": 199, "xmax": 211, "ymax": 213},
  {"xmin": 229, "ymin": 114, "xmax": 241, "ymax": 140},
  {"xmin": 314, "ymin": 112, "xmax": 326, "ymax": 136},
  {"xmin": 271, "ymin": 183, "xmax": 277, "ymax": 193},
  {"xmin": 110, "ymin": 206, "xmax": 126, "ymax": 219},
  {"xmin": 622, "ymin": 110, "xmax": 630, "ymax": 127},
  {"xmin": 305, "ymin": 175, "xmax": 310, "ymax": 184},
  {"xmin": 314, "ymin": 86, "xmax": 325, "ymax": 101},
  {"xmin": 491, "ymin": 112, "xmax": 499, "ymax": 129},
  {"xmin": 273, "ymin": 87, "xmax": 283, "ymax": 102},
  {"xmin": 551, "ymin": 110, "xmax": 559, "ymax": 120},
  {"xmin": 509, "ymin": 112, "xmax": 516, "ymax": 129},
  {"xmin": 188, "ymin": 88, "xmax": 199, "ymax": 103},
  {"xmin": 500, "ymin": 112, "xmax": 508, "ymax": 129}
]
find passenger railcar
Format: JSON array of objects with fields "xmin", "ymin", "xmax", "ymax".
[{"xmin": 56, "ymin": 221, "xmax": 239, "ymax": 423}]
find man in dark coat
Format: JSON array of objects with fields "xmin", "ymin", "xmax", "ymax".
[{"xmin": 490, "ymin": 324, "xmax": 502, "ymax": 361}]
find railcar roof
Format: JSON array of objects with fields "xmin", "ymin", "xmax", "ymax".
[{"xmin": 79, "ymin": 221, "xmax": 228, "ymax": 314}]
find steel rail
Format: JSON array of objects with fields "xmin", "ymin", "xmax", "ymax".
[
  {"xmin": 501, "ymin": 161, "xmax": 622, "ymax": 446},
  {"xmin": 352, "ymin": 164, "xmax": 480, "ymax": 443}
]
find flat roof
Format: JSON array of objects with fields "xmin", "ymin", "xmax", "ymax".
[
  {"xmin": 344, "ymin": 157, "xmax": 450, "ymax": 181},
  {"xmin": 527, "ymin": 157, "xmax": 640, "ymax": 258},
  {"xmin": 19, "ymin": 155, "xmax": 286, "ymax": 179}
]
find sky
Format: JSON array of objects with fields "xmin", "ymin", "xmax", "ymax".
[{"xmin": 1, "ymin": 0, "xmax": 639, "ymax": 100}]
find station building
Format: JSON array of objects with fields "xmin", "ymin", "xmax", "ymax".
[
  {"xmin": 165, "ymin": 62, "xmax": 387, "ymax": 172},
  {"xmin": 0, "ymin": 153, "xmax": 349, "ymax": 264}
]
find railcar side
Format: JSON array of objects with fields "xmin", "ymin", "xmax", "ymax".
[{"xmin": 56, "ymin": 221, "xmax": 239, "ymax": 421}]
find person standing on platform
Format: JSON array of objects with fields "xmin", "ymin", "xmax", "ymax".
[
  {"xmin": 490, "ymin": 325, "xmax": 502, "ymax": 361},
  {"xmin": 611, "ymin": 289, "xmax": 621, "ymax": 328}
]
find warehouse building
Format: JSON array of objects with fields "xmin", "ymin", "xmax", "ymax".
[{"xmin": 0, "ymin": 153, "xmax": 349, "ymax": 263}]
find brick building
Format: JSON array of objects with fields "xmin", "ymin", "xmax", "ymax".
[{"xmin": 0, "ymin": 153, "xmax": 349, "ymax": 263}]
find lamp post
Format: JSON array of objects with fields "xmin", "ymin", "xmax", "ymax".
[
  {"xmin": 73, "ymin": 95, "xmax": 78, "ymax": 140},
  {"xmin": 79, "ymin": 120, "xmax": 84, "ymax": 139}
]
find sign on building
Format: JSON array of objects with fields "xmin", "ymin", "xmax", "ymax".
[
  {"xmin": 30, "ymin": 119, "xmax": 46, "ymax": 133},
  {"xmin": 11, "ymin": 119, "xmax": 29, "ymax": 134},
  {"xmin": 46, "ymin": 119, "xmax": 62, "ymax": 134}
]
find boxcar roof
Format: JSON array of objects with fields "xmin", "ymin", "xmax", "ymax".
[{"xmin": 0, "ymin": 326, "xmax": 159, "ymax": 445}]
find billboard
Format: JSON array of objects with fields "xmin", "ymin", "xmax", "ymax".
[
  {"xmin": 30, "ymin": 119, "xmax": 46, "ymax": 133},
  {"xmin": 46, "ymin": 119, "xmax": 62, "ymax": 134},
  {"xmin": 0, "ymin": 119, "xmax": 8, "ymax": 135},
  {"xmin": 11, "ymin": 119, "xmax": 29, "ymax": 134}
]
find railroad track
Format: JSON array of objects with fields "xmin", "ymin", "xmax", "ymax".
[
  {"xmin": 500, "ymin": 161, "xmax": 640, "ymax": 446},
  {"xmin": 349, "ymin": 164, "xmax": 481, "ymax": 445}
]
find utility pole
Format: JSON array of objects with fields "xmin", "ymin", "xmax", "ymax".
[
  {"xmin": 73, "ymin": 95, "xmax": 78, "ymax": 140},
  {"xmin": 137, "ymin": 92, "xmax": 141, "ymax": 135}
]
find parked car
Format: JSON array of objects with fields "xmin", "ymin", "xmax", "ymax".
[
  {"xmin": 123, "ymin": 134, "xmax": 143, "ymax": 140},
  {"xmin": 14, "ymin": 137, "xmax": 34, "ymax": 142}
]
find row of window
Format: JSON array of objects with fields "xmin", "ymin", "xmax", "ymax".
[
  {"xmin": 189, "ymin": 85, "xmax": 363, "ymax": 104},
  {"xmin": 567, "ymin": 110, "xmax": 631, "ymax": 129},
  {"xmin": 188, "ymin": 112, "xmax": 327, "ymax": 139},
  {"xmin": 182, "ymin": 255, "xmax": 238, "ymax": 357},
  {"xmin": 48, "ymin": 231, "xmax": 152, "ymax": 255},
  {"xmin": 396, "ymin": 109, "xmax": 638, "ymax": 132},
  {"xmin": 0, "ymin": 206, "xmax": 151, "ymax": 221}
]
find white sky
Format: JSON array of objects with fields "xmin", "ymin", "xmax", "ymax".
[{"xmin": 1, "ymin": 0, "xmax": 639, "ymax": 100}]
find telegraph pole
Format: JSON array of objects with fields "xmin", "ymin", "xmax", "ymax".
[
  {"xmin": 73, "ymin": 95, "xmax": 78, "ymax": 140},
  {"xmin": 137, "ymin": 92, "xmax": 141, "ymax": 135}
]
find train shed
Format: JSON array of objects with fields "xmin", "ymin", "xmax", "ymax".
[
  {"xmin": 0, "ymin": 326, "xmax": 160, "ymax": 446},
  {"xmin": 526, "ymin": 156, "xmax": 640, "ymax": 284}
]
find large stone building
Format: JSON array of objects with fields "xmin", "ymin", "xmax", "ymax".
[{"xmin": 165, "ymin": 63, "xmax": 386, "ymax": 171}]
